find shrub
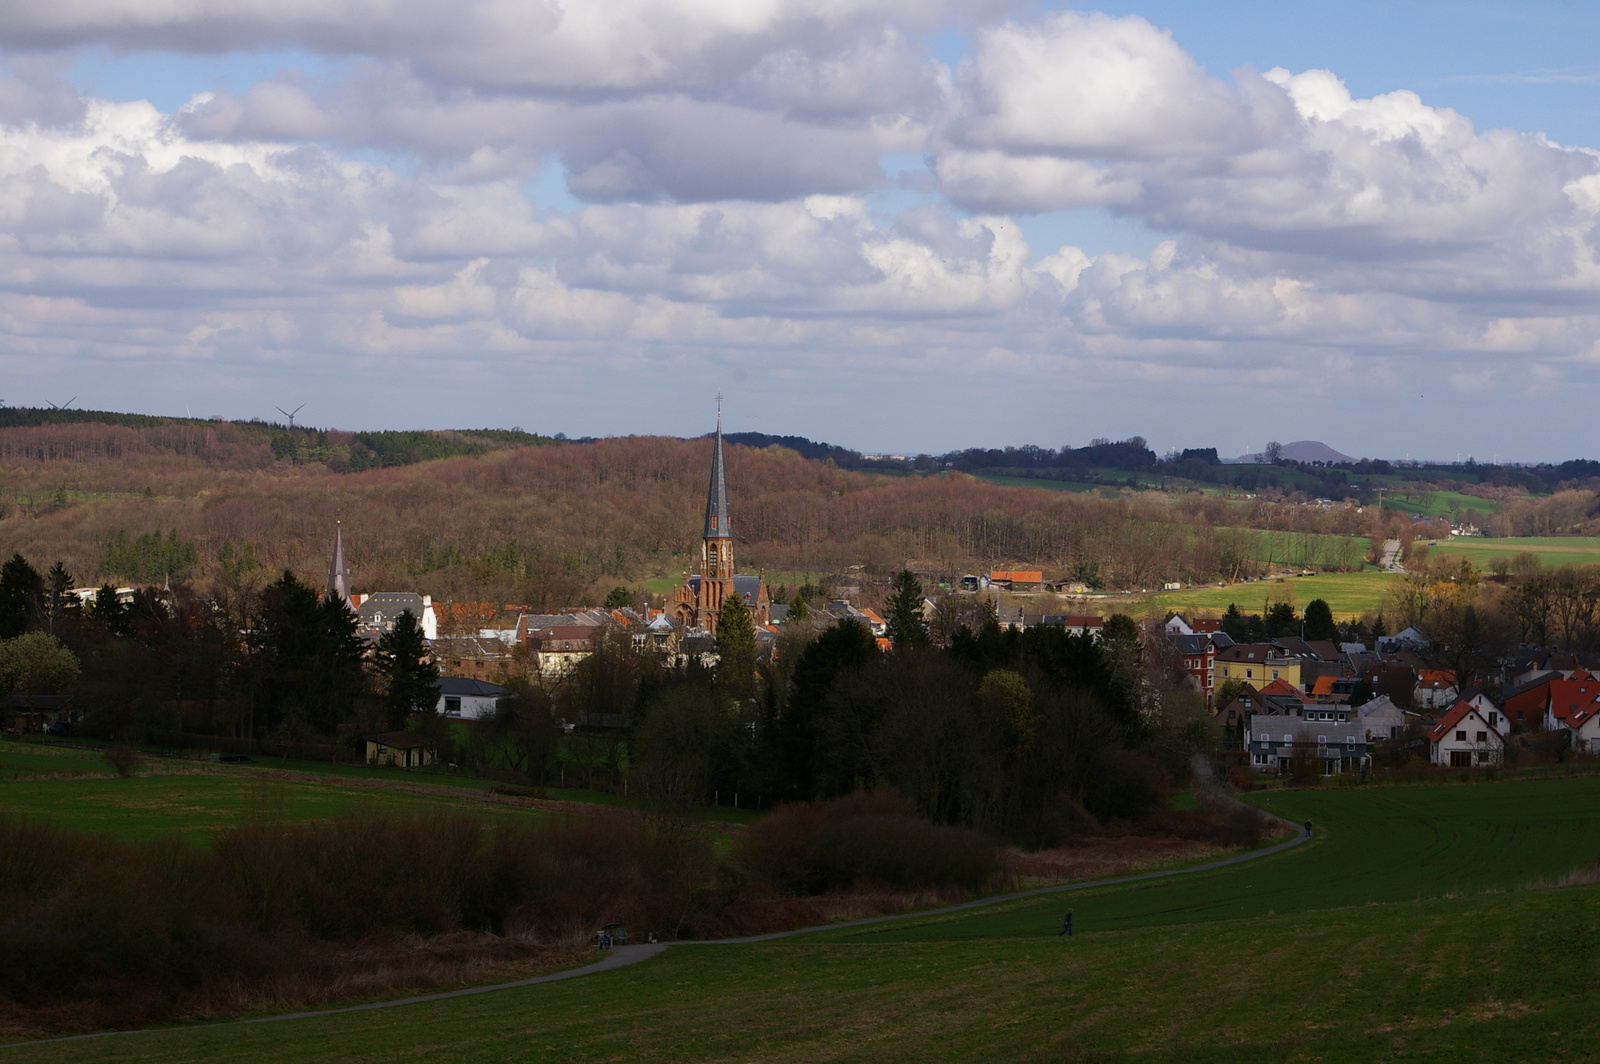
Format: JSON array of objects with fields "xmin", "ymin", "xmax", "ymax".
[
  {"xmin": 104, "ymin": 746, "xmax": 143, "ymax": 777},
  {"xmin": 741, "ymin": 791, "xmax": 998, "ymax": 896}
]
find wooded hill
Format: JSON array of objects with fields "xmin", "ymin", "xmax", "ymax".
[{"xmin": 0, "ymin": 409, "xmax": 1431, "ymax": 607}]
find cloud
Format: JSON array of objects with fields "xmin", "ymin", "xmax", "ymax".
[{"xmin": 2, "ymin": 3, "xmax": 1600, "ymax": 457}]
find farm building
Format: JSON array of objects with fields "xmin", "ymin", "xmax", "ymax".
[{"xmin": 364, "ymin": 732, "xmax": 437, "ymax": 768}]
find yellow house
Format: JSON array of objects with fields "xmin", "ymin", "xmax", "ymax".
[
  {"xmin": 365, "ymin": 732, "xmax": 437, "ymax": 768},
  {"xmin": 1214, "ymin": 645, "xmax": 1302, "ymax": 691}
]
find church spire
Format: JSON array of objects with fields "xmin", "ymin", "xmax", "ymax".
[
  {"xmin": 703, "ymin": 401, "xmax": 731, "ymax": 541},
  {"xmin": 326, "ymin": 521, "xmax": 352, "ymax": 604}
]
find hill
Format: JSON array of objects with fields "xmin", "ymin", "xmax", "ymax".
[
  {"xmin": 0, "ymin": 411, "xmax": 1403, "ymax": 608},
  {"xmin": 1231, "ymin": 440, "xmax": 1357, "ymax": 464}
]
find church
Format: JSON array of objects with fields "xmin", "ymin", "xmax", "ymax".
[{"xmin": 666, "ymin": 412, "xmax": 770, "ymax": 634}]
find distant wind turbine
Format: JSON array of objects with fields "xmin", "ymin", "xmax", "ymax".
[
  {"xmin": 275, "ymin": 403, "xmax": 306, "ymax": 429},
  {"xmin": 46, "ymin": 397, "xmax": 77, "ymax": 410}
]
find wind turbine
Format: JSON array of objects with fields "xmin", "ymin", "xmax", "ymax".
[
  {"xmin": 275, "ymin": 403, "xmax": 306, "ymax": 429},
  {"xmin": 46, "ymin": 397, "xmax": 77, "ymax": 410}
]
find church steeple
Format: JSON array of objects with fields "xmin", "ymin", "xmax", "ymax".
[
  {"xmin": 326, "ymin": 522, "xmax": 352, "ymax": 604},
  {"xmin": 704, "ymin": 403, "xmax": 731, "ymax": 542},
  {"xmin": 701, "ymin": 402, "xmax": 733, "ymax": 581}
]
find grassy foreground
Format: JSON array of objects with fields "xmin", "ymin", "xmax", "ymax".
[{"xmin": 6, "ymin": 776, "xmax": 1600, "ymax": 1062}]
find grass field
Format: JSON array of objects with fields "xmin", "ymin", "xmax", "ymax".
[
  {"xmin": 1134, "ymin": 570, "xmax": 1396, "ymax": 620},
  {"xmin": 0, "ymin": 740, "xmax": 752, "ymax": 845},
  {"xmin": 1428, "ymin": 535, "xmax": 1600, "ymax": 570},
  {"xmin": 8, "ymin": 774, "xmax": 1600, "ymax": 1062}
]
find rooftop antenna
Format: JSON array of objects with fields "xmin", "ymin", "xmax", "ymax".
[
  {"xmin": 275, "ymin": 403, "xmax": 306, "ymax": 429},
  {"xmin": 46, "ymin": 397, "xmax": 77, "ymax": 410}
]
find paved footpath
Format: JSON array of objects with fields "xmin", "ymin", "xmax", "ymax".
[{"xmin": 4, "ymin": 769, "xmax": 1306, "ymax": 1050}]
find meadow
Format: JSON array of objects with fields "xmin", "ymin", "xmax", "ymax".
[
  {"xmin": 1428, "ymin": 535, "xmax": 1600, "ymax": 570},
  {"xmin": 7, "ymin": 773, "xmax": 1599, "ymax": 1062},
  {"xmin": 0, "ymin": 740, "xmax": 751, "ymax": 846},
  {"xmin": 1133, "ymin": 570, "xmax": 1396, "ymax": 620}
]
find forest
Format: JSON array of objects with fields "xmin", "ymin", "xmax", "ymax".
[{"xmin": 0, "ymin": 411, "xmax": 1430, "ymax": 609}]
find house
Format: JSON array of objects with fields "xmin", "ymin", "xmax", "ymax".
[
  {"xmin": 1215, "ymin": 682, "xmax": 1259, "ymax": 733},
  {"xmin": 997, "ymin": 606, "xmax": 1025, "ymax": 630},
  {"xmin": 1428, "ymin": 700, "xmax": 1506, "ymax": 767},
  {"xmin": 1214, "ymin": 644, "xmax": 1302, "ymax": 690},
  {"xmin": 1565, "ymin": 702, "xmax": 1600, "ymax": 755},
  {"xmin": 1354, "ymin": 695, "xmax": 1412, "ymax": 742},
  {"xmin": 1164, "ymin": 615, "xmax": 1194, "ymax": 636},
  {"xmin": 989, "ymin": 570, "xmax": 1045, "ymax": 591},
  {"xmin": 435, "ymin": 676, "xmax": 512, "ymax": 720},
  {"xmin": 1413, "ymin": 669, "xmax": 1458, "ymax": 710},
  {"xmin": 432, "ymin": 635, "xmax": 518, "ymax": 682},
  {"xmin": 1257, "ymin": 677, "xmax": 1307, "ymax": 716},
  {"xmin": 5, "ymin": 694, "xmax": 75, "ymax": 734},
  {"xmin": 1377, "ymin": 626, "xmax": 1431, "ymax": 653},
  {"xmin": 1246, "ymin": 714, "xmax": 1369, "ymax": 775},
  {"xmin": 526, "ymin": 625, "xmax": 602, "ymax": 678},
  {"xmin": 1057, "ymin": 615, "xmax": 1104, "ymax": 639},
  {"xmin": 365, "ymin": 731, "xmax": 437, "ymax": 768},
  {"xmin": 1504, "ymin": 675, "xmax": 1600, "ymax": 732},
  {"xmin": 1167, "ymin": 632, "xmax": 1217, "ymax": 701},
  {"xmin": 353, "ymin": 592, "xmax": 439, "ymax": 641}
]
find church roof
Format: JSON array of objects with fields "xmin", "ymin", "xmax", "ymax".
[{"xmin": 704, "ymin": 412, "xmax": 732, "ymax": 540}]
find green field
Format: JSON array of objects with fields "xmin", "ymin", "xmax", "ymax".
[
  {"xmin": 0, "ymin": 741, "xmax": 751, "ymax": 845},
  {"xmin": 1428, "ymin": 535, "xmax": 1600, "ymax": 570},
  {"xmin": 8, "ymin": 774, "xmax": 1600, "ymax": 1062},
  {"xmin": 1136, "ymin": 570, "xmax": 1396, "ymax": 620}
]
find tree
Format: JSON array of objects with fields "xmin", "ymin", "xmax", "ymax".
[
  {"xmin": 245, "ymin": 571, "xmax": 367, "ymax": 740},
  {"xmin": 715, "ymin": 593, "xmax": 758, "ymax": 700},
  {"xmin": 787, "ymin": 595, "xmax": 810, "ymax": 622},
  {"xmin": 1220, "ymin": 603, "xmax": 1248, "ymax": 642},
  {"xmin": 87, "ymin": 584, "xmax": 130, "ymax": 638},
  {"xmin": 1369, "ymin": 612, "xmax": 1388, "ymax": 649},
  {"xmin": 0, "ymin": 554, "xmax": 42, "ymax": 640},
  {"xmin": 602, "ymin": 586, "xmax": 633, "ymax": 610},
  {"xmin": 1264, "ymin": 441, "xmax": 1284, "ymax": 464},
  {"xmin": 374, "ymin": 609, "xmax": 441, "ymax": 729},
  {"xmin": 779, "ymin": 618, "xmax": 878, "ymax": 799},
  {"xmin": 1302, "ymin": 599, "xmax": 1337, "ymax": 642},
  {"xmin": 0, "ymin": 633, "xmax": 81, "ymax": 696},
  {"xmin": 884, "ymin": 569, "xmax": 929, "ymax": 649},
  {"xmin": 1264, "ymin": 601, "xmax": 1298, "ymax": 638}
]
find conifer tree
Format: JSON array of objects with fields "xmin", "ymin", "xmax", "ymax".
[
  {"xmin": 885, "ymin": 569, "xmax": 929, "ymax": 648},
  {"xmin": 375, "ymin": 609, "xmax": 441, "ymax": 729},
  {"xmin": 716, "ymin": 593, "xmax": 758, "ymax": 699}
]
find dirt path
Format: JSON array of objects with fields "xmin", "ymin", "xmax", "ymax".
[{"xmin": 4, "ymin": 779, "xmax": 1308, "ymax": 1050}]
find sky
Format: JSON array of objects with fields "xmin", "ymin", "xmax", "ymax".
[{"xmin": 4, "ymin": 2, "xmax": 1600, "ymax": 462}]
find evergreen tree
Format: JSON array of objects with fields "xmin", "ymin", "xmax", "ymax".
[
  {"xmin": 716, "ymin": 593, "xmax": 758, "ymax": 699},
  {"xmin": 1220, "ymin": 602, "xmax": 1247, "ymax": 642},
  {"xmin": 1302, "ymin": 599, "xmax": 1338, "ymax": 642},
  {"xmin": 374, "ymin": 609, "xmax": 441, "ymax": 729},
  {"xmin": 602, "ymin": 586, "xmax": 633, "ymax": 610},
  {"xmin": 0, "ymin": 553, "xmax": 42, "ymax": 640},
  {"xmin": 88, "ymin": 583, "xmax": 131, "ymax": 637},
  {"xmin": 884, "ymin": 569, "xmax": 929, "ymax": 649},
  {"xmin": 246, "ymin": 571, "xmax": 367, "ymax": 737},
  {"xmin": 1264, "ymin": 601, "xmax": 1298, "ymax": 638},
  {"xmin": 787, "ymin": 595, "xmax": 809, "ymax": 622},
  {"xmin": 1369, "ymin": 612, "xmax": 1389, "ymax": 650},
  {"xmin": 42, "ymin": 562, "xmax": 76, "ymax": 635}
]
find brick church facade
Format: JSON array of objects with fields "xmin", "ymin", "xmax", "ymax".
[{"xmin": 666, "ymin": 413, "xmax": 770, "ymax": 634}]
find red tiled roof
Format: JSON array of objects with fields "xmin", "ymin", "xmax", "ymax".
[
  {"xmin": 1546, "ymin": 680, "xmax": 1600, "ymax": 724},
  {"xmin": 1427, "ymin": 701, "xmax": 1477, "ymax": 743},
  {"xmin": 1260, "ymin": 678, "xmax": 1300, "ymax": 697},
  {"xmin": 1311, "ymin": 676, "xmax": 1335, "ymax": 696},
  {"xmin": 991, "ymin": 570, "xmax": 1044, "ymax": 583}
]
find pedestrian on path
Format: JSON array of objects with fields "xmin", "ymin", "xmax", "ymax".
[{"xmin": 1058, "ymin": 908, "xmax": 1074, "ymax": 937}]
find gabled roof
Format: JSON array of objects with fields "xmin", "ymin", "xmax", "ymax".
[
  {"xmin": 1427, "ymin": 700, "xmax": 1499, "ymax": 743},
  {"xmin": 365, "ymin": 731, "xmax": 433, "ymax": 749},
  {"xmin": 1259, "ymin": 678, "xmax": 1301, "ymax": 697},
  {"xmin": 1545, "ymin": 679, "xmax": 1600, "ymax": 724},
  {"xmin": 1310, "ymin": 675, "xmax": 1335, "ymax": 696}
]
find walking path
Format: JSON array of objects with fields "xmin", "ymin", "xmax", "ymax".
[{"xmin": 3, "ymin": 769, "xmax": 1307, "ymax": 1050}]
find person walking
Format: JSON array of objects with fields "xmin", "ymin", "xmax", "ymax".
[{"xmin": 1058, "ymin": 908, "xmax": 1074, "ymax": 938}]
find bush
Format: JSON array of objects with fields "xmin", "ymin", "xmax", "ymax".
[
  {"xmin": 741, "ymin": 791, "xmax": 999, "ymax": 896},
  {"xmin": 104, "ymin": 746, "xmax": 143, "ymax": 777}
]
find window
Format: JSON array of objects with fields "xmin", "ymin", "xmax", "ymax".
[
  {"xmin": 1271, "ymin": 670, "xmax": 1279, "ymax": 680},
  {"xmin": 1476, "ymin": 732, "xmax": 1488, "ymax": 743},
  {"xmin": 1456, "ymin": 730, "xmax": 1466, "ymax": 741},
  {"xmin": 445, "ymin": 696, "xmax": 462, "ymax": 716},
  {"xmin": 1489, "ymin": 712, "xmax": 1500, "ymax": 727},
  {"xmin": 1246, "ymin": 669, "xmax": 1253, "ymax": 679},
  {"xmin": 1450, "ymin": 750, "xmax": 1471, "ymax": 767}
]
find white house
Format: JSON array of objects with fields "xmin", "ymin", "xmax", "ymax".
[
  {"xmin": 1355, "ymin": 696, "xmax": 1410, "ymax": 742},
  {"xmin": 1428, "ymin": 700, "xmax": 1506, "ymax": 768},
  {"xmin": 435, "ymin": 676, "xmax": 512, "ymax": 720},
  {"xmin": 1565, "ymin": 703, "xmax": 1600, "ymax": 754},
  {"xmin": 354, "ymin": 592, "xmax": 438, "ymax": 641}
]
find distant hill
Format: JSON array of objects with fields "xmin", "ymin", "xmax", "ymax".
[{"xmin": 1229, "ymin": 441, "xmax": 1356, "ymax": 465}]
